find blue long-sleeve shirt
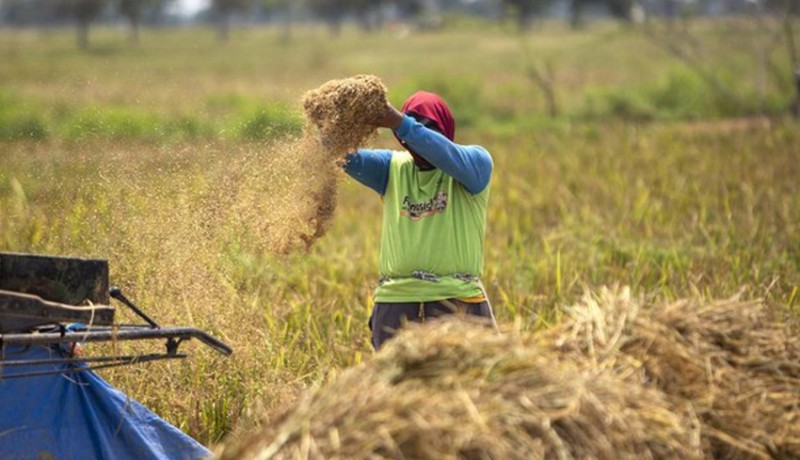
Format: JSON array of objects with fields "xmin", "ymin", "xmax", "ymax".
[{"xmin": 344, "ymin": 115, "xmax": 493, "ymax": 195}]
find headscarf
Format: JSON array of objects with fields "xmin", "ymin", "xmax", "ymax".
[{"xmin": 400, "ymin": 91, "xmax": 455, "ymax": 141}]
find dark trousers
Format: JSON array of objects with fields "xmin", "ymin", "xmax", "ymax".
[{"xmin": 369, "ymin": 298, "xmax": 495, "ymax": 350}]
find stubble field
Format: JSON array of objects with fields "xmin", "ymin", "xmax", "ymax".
[{"xmin": 1, "ymin": 21, "xmax": 798, "ymax": 448}]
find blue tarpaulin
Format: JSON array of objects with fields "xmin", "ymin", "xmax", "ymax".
[{"xmin": 0, "ymin": 344, "xmax": 211, "ymax": 460}]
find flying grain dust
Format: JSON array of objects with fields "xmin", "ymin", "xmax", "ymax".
[{"xmin": 225, "ymin": 75, "xmax": 388, "ymax": 254}]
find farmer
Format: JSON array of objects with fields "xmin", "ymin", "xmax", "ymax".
[{"xmin": 344, "ymin": 90, "xmax": 496, "ymax": 349}]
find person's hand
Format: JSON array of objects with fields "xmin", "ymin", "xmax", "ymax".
[{"xmin": 372, "ymin": 101, "xmax": 404, "ymax": 131}]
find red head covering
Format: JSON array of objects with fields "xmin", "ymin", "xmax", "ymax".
[{"xmin": 401, "ymin": 91, "xmax": 455, "ymax": 141}]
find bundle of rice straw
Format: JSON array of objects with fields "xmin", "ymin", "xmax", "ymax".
[
  {"xmin": 302, "ymin": 74, "xmax": 388, "ymax": 161},
  {"xmin": 540, "ymin": 286, "xmax": 800, "ymax": 459},
  {"xmin": 221, "ymin": 318, "xmax": 701, "ymax": 460}
]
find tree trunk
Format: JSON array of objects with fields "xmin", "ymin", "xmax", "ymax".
[
  {"xmin": 327, "ymin": 18, "xmax": 342, "ymax": 37},
  {"xmin": 128, "ymin": 18, "xmax": 140, "ymax": 45},
  {"xmin": 279, "ymin": 8, "xmax": 292, "ymax": 43},
  {"xmin": 569, "ymin": 0, "xmax": 584, "ymax": 29},
  {"xmin": 784, "ymin": 15, "xmax": 799, "ymax": 117},
  {"xmin": 77, "ymin": 20, "xmax": 89, "ymax": 49},
  {"xmin": 217, "ymin": 14, "xmax": 230, "ymax": 42},
  {"xmin": 516, "ymin": 11, "xmax": 528, "ymax": 31}
]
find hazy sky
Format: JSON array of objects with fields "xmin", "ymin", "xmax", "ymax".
[{"xmin": 174, "ymin": 0, "xmax": 210, "ymax": 15}]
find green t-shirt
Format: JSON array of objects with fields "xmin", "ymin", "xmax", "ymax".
[{"xmin": 375, "ymin": 152, "xmax": 490, "ymax": 302}]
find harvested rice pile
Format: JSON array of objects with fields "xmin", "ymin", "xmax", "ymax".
[
  {"xmin": 221, "ymin": 289, "xmax": 800, "ymax": 459},
  {"xmin": 220, "ymin": 319, "xmax": 701, "ymax": 460},
  {"xmin": 302, "ymin": 74, "xmax": 388, "ymax": 161},
  {"xmin": 540, "ymin": 286, "xmax": 800, "ymax": 459}
]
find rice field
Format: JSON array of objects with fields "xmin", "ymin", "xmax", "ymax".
[{"xmin": 1, "ymin": 20, "xmax": 799, "ymax": 454}]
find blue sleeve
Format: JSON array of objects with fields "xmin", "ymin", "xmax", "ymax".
[
  {"xmin": 343, "ymin": 149, "xmax": 392, "ymax": 196},
  {"xmin": 395, "ymin": 115, "xmax": 493, "ymax": 195}
]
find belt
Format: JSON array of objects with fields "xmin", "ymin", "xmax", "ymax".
[{"xmin": 379, "ymin": 271, "xmax": 479, "ymax": 285}]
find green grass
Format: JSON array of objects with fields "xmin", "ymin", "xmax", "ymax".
[
  {"xmin": 1, "ymin": 20, "xmax": 797, "ymax": 141},
  {"xmin": 1, "ymin": 22, "xmax": 799, "ymax": 447}
]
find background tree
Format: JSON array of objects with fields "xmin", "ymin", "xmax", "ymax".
[
  {"xmin": 118, "ymin": 0, "xmax": 166, "ymax": 45},
  {"xmin": 763, "ymin": 0, "xmax": 799, "ymax": 115},
  {"xmin": 262, "ymin": 0, "xmax": 296, "ymax": 42},
  {"xmin": 212, "ymin": 0, "xmax": 251, "ymax": 42},
  {"xmin": 350, "ymin": 0, "xmax": 387, "ymax": 31},
  {"xmin": 307, "ymin": 0, "xmax": 347, "ymax": 36},
  {"xmin": 604, "ymin": 0, "xmax": 638, "ymax": 22},
  {"xmin": 501, "ymin": 0, "xmax": 552, "ymax": 30},
  {"xmin": 394, "ymin": 0, "xmax": 425, "ymax": 19},
  {"xmin": 568, "ymin": 0, "xmax": 591, "ymax": 28},
  {"xmin": 58, "ymin": 0, "xmax": 109, "ymax": 49},
  {"xmin": 2, "ymin": 0, "xmax": 57, "ymax": 25}
]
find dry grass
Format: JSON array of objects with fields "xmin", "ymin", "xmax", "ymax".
[
  {"xmin": 2, "ymin": 26, "xmax": 798, "ymax": 449},
  {"xmin": 541, "ymin": 286, "xmax": 800, "ymax": 459}
]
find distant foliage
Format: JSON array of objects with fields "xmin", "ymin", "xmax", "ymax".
[
  {"xmin": 583, "ymin": 66, "xmax": 791, "ymax": 121},
  {"xmin": 211, "ymin": 0, "xmax": 251, "ymax": 42},
  {"xmin": 62, "ymin": 107, "xmax": 163, "ymax": 140},
  {"xmin": 501, "ymin": 0, "xmax": 554, "ymax": 29},
  {"xmin": 237, "ymin": 104, "xmax": 303, "ymax": 140},
  {"xmin": 0, "ymin": 92, "xmax": 48, "ymax": 141},
  {"xmin": 56, "ymin": 0, "xmax": 109, "ymax": 48},
  {"xmin": 0, "ymin": 90, "xmax": 303, "ymax": 143},
  {"xmin": 0, "ymin": 113, "xmax": 48, "ymax": 141}
]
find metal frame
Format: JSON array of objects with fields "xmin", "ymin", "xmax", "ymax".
[
  {"xmin": 1, "ymin": 288, "xmax": 233, "ymax": 379},
  {"xmin": 0, "ymin": 252, "xmax": 233, "ymax": 379}
]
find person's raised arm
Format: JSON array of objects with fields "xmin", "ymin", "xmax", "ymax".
[
  {"xmin": 333, "ymin": 103, "xmax": 399, "ymax": 196},
  {"xmin": 395, "ymin": 115, "xmax": 492, "ymax": 195},
  {"xmin": 370, "ymin": 102, "xmax": 491, "ymax": 194},
  {"xmin": 343, "ymin": 149, "xmax": 392, "ymax": 196}
]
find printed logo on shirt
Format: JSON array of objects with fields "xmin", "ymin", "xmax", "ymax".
[{"xmin": 401, "ymin": 191, "xmax": 448, "ymax": 221}]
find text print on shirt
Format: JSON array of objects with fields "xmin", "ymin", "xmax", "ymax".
[{"xmin": 401, "ymin": 191, "xmax": 448, "ymax": 221}]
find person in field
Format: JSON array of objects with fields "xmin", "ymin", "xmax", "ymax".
[{"xmin": 344, "ymin": 90, "xmax": 496, "ymax": 350}]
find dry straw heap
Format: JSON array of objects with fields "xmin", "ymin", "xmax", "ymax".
[
  {"xmin": 302, "ymin": 74, "xmax": 388, "ymax": 162},
  {"xmin": 541, "ymin": 287, "xmax": 800, "ymax": 459},
  {"xmin": 221, "ymin": 288, "xmax": 800, "ymax": 460}
]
